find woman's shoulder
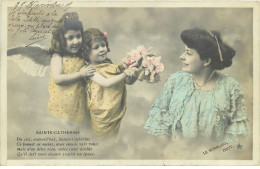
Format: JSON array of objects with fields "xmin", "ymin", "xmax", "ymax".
[
  {"xmin": 218, "ymin": 73, "xmax": 241, "ymax": 86},
  {"xmin": 161, "ymin": 71, "xmax": 191, "ymax": 88},
  {"xmin": 168, "ymin": 71, "xmax": 191, "ymax": 81},
  {"xmin": 217, "ymin": 73, "xmax": 243, "ymax": 93}
]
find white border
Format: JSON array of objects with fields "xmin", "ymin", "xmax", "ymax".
[{"xmin": 1, "ymin": 0, "xmax": 259, "ymax": 166}]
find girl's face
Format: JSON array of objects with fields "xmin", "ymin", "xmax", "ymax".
[
  {"xmin": 179, "ymin": 45, "xmax": 205, "ymax": 74},
  {"xmin": 89, "ymin": 39, "xmax": 108, "ymax": 64},
  {"xmin": 64, "ymin": 30, "xmax": 82, "ymax": 54}
]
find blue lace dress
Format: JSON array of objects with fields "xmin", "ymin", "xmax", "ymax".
[{"xmin": 144, "ymin": 71, "xmax": 250, "ymax": 143}]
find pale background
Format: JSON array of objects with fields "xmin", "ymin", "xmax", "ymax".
[{"xmin": 7, "ymin": 7, "xmax": 253, "ymax": 160}]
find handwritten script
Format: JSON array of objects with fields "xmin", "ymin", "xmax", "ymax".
[{"xmin": 8, "ymin": 1, "xmax": 73, "ymax": 41}]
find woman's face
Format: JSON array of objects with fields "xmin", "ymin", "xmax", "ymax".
[
  {"xmin": 89, "ymin": 39, "xmax": 108, "ymax": 64},
  {"xmin": 179, "ymin": 45, "xmax": 205, "ymax": 74},
  {"xmin": 64, "ymin": 30, "xmax": 82, "ymax": 54}
]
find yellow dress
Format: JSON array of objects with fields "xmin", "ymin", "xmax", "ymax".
[
  {"xmin": 47, "ymin": 56, "xmax": 86, "ymax": 122},
  {"xmin": 86, "ymin": 63, "xmax": 127, "ymax": 137}
]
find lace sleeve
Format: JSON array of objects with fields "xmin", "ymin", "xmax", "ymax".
[
  {"xmin": 224, "ymin": 81, "xmax": 250, "ymax": 143},
  {"xmin": 144, "ymin": 73, "xmax": 176, "ymax": 136}
]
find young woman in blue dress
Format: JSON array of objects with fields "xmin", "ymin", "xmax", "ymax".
[{"xmin": 144, "ymin": 28, "xmax": 250, "ymax": 143}]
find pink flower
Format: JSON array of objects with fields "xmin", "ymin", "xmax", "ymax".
[
  {"xmin": 137, "ymin": 46, "xmax": 152, "ymax": 59},
  {"xmin": 142, "ymin": 59, "xmax": 150, "ymax": 67},
  {"xmin": 122, "ymin": 56, "xmax": 133, "ymax": 68},
  {"xmin": 136, "ymin": 46, "xmax": 146, "ymax": 53},
  {"xmin": 155, "ymin": 63, "xmax": 164, "ymax": 73},
  {"xmin": 130, "ymin": 53, "xmax": 141, "ymax": 67},
  {"xmin": 122, "ymin": 50, "xmax": 143, "ymax": 68},
  {"xmin": 150, "ymin": 56, "xmax": 161, "ymax": 67},
  {"xmin": 123, "ymin": 45, "xmax": 164, "ymax": 83},
  {"xmin": 149, "ymin": 64, "xmax": 164, "ymax": 83},
  {"xmin": 142, "ymin": 59, "xmax": 154, "ymax": 73},
  {"xmin": 150, "ymin": 70, "xmax": 157, "ymax": 82},
  {"xmin": 132, "ymin": 52, "xmax": 141, "ymax": 61}
]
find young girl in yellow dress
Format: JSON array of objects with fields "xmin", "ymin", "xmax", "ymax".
[
  {"xmin": 82, "ymin": 28, "xmax": 136, "ymax": 138},
  {"xmin": 47, "ymin": 12, "xmax": 96, "ymax": 122}
]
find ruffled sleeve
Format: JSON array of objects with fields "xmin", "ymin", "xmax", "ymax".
[
  {"xmin": 144, "ymin": 73, "xmax": 176, "ymax": 136},
  {"xmin": 223, "ymin": 80, "xmax": 250, "ymax": 143}
]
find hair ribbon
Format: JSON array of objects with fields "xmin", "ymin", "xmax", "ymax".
[{"xmin": 209, "ymin": 32, "xmax": 223, "ymax": 62}]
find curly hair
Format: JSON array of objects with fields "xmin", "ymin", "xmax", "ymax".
[
  {"xmin": 181, "ymin": 28, "xmax": 236, "ymax": 70},
  {"xmin": 82, "ymin": 28, "xmax": 111, "ymax": 62},
  {"xmin": 49, "ymin": 12, "xmax": 84, "ymax": 57}
]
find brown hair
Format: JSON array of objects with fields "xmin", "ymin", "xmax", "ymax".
[
  {"xmin": 49, "ymin": 12, "xmax": 84, "ymax": 57},
  {"xmin": 82, "ymin": 28, "xmax": 111, "ymax": 62},
  {"xmin": 181, "ymin": 28, "xmax": 235, "ymax": 70}
]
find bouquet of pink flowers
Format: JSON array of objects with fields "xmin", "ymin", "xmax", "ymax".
[{"xmin": 122, "ymin": 45, "xmax": 164, "ymax": 83}]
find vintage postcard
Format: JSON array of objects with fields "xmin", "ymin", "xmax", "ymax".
[{"xmin": 1, "ymin": 0, "xmax": 260, "ymax": 166}]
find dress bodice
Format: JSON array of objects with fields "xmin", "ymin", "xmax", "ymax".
[{"xmin": 144, "ymin": 71, "xmax": 249, "ymax": 143}]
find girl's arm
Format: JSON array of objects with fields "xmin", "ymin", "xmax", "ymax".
[
  {"xmin": 51, "ymin": 54, "xmax": 95, "ymax": 85},
  {"xmin": 89, "ymin": 72, "xmax": 127, "ymax": 88}
]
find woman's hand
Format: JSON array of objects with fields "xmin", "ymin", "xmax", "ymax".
[{"xmin": 80, "ymin": 65, "xmax": 96, "ymax": 78}]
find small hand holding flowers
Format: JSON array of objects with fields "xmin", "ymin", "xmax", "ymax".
[
  {"xmin": 124, "ymin": 66, "xmax": 138, "ymax": 77},
  {"xmin": 122, "ymin": 45, "xmax": 164, "ymax": 83}
]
